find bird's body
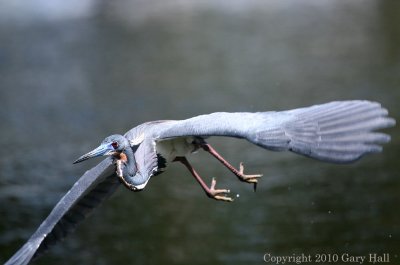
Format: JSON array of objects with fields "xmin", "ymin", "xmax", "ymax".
[
  {"xmin": 156, "ymin": 136, "xmax": 198, "ymax": 163},
  {"xmin": 5, "ymin": 100, "xmax": 396, "ymax": 265}
]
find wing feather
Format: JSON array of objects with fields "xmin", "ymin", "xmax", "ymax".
[
  {"xmin": 130, "ymin": 138, "xmax": 159, "ymax": 187},
  {"xmin": 155, "ymin": 100, "xmax": 395, "ymax": 163},
  {"xmin": 5, "ymin": 158, "xmax": 119, "ymax": 265}
]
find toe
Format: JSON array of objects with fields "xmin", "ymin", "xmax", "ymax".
[
  {"xmin": 214, "ymin": 195, "xmax": 234, "ymax": 202},
  {"xmin": 208, "ymin": 178, "xmax": 233, "ymax": 202}
]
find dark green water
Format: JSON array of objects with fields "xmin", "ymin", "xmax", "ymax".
[{"xmin": 0, "ymin": 1, "xmax": 399, "ymax": 264}]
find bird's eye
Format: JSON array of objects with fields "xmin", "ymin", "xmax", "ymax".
[{"xmin": 111, "ymin": 142, "xmax": 119, "ymax": 149}]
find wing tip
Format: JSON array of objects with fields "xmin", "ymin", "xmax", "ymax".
[{"xmin": 4, "ymin": 238, "xmax": 41, "ymax": 265}]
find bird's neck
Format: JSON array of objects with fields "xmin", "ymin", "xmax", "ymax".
[{"xmin": 120, "ymin": 147, "xmax": 137, "ymax": 176}]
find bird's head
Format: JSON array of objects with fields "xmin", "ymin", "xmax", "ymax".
[{"xmin": 73, "ymin": 134, "xmax": 130, "ymax": 164}]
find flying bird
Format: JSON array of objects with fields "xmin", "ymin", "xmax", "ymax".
[{"xmin": 5, "ymin": 100, "xmax": 395, "ymax": 265}]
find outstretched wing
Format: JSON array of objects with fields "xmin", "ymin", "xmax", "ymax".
[
  {"xmin": 155, "ymin": 101, "xmax": 395, "ymax": 163},
  {"xmin": 5, "ymin": 158, "xmax": 120, "ymax": 265}
]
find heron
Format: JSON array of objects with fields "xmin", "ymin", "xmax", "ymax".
[{"xmin": 5, "ymin": 100, "xmax": 395, "ymax": 265}]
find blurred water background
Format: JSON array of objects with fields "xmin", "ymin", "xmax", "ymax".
[{"xmin": 0, "ymin": 0, "xmax": 399, "ymax": 264}]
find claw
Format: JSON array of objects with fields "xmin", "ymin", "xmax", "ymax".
[
  {"xmin": 208, "ymin": 178, "xmax": 233, "ymax": 202},
  {"xmin": 238, "ymin": 162, "xmax": 262, "ymax": 191},
  {"xmin": 239, "ymin": 162, "xmax": 262, "ymax": 183}
]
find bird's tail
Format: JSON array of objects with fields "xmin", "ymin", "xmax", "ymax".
[{"xmin": 250, "ymin": 100, "xmax": 395, "ymax": 163}]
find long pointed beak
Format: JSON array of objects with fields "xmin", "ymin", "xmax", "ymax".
[{"xmin": 73, "ymin": 144, "xmax": 112, "ymax": 164}]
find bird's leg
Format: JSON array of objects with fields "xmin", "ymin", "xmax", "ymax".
[
  {"xmin": 199, "ymin": 142, "xmax": 262, "ymax": 190},
  {"xmin": 174, "ymin": 156, "xmax": 233, "ymax": 202}
]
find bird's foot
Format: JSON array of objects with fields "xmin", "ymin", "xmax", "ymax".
[
  {"xmin": 237, "ymin": 162, "xmax": 263, "ymax": 184},
  {"xmin": 207, "ymin": 178, "xmax": 233, "ymax": 202}
]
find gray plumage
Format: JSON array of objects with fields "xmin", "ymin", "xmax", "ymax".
[
  {"xmin": 5, "ymin": 100, "xmax": 395, "ymax": 265},
  {"xmin": 126, "ymin": 100, "xmax": 394, "ymax": 172},
  {"xmin": 5, "ymin": 159, "xmax": 117, "ymax": 265}
]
